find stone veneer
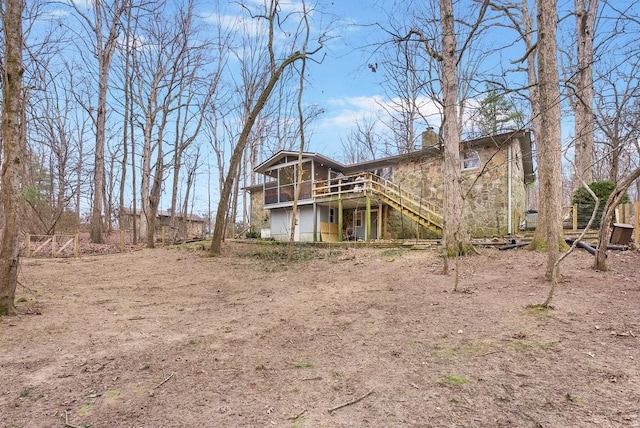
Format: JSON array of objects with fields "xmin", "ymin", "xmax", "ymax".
[
  {"xmin": 249, "ymin": 189, "xmax": 269, "ymax": 234},
  {"xmin": 390, "ymin": 141, "xmax": 527, "ymax": 238},
  {"xmin": 250, "ymin": 137, "xmax": 529, "ymax": 239}
]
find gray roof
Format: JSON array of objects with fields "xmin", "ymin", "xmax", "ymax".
[
  {"xmin": 254, "ymin": 150, "xmax": 344, "ymax": 174},
  {"xmin": 254, "ymin": 130, "xmax": 534, "ymax": 184}
]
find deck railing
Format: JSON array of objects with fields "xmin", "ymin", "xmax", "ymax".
[{"xmin": 313, "ymin": 172, "xmax": 443, "ymax": 230}]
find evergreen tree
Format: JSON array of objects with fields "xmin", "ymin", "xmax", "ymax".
[{"xmin": 476, "ymin": 85, "xmax": 524, "ymax": 136}]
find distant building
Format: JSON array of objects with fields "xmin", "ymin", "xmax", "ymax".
[{"xmin": 120, "ymin": 208, "xmax": 206, "ymax": 241}]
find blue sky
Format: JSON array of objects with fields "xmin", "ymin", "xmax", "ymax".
[
  {"xmin": 284, "ymin": 1, "xmax": 395, "ymax": 160},
  {"xmin": 192, "ymin": 0, "xmax": 398, "ymax": 161},
  {"xmin": 220, "ymin": 0, "xmax": 421, "ymax": 161},
  {"xmin": 302, "ymin": 3, "xmax": 387, "ymax": 158},
  {"xmin": 39, "ymin": 0, "xmax": 636, "ymax": 216}
]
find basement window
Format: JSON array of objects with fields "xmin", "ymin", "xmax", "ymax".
[{"xmin": 462, "ymin": 150, "xmax": 480, "ymax": 171}]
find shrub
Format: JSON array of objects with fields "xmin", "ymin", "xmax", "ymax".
[{"xmin": 572, "ymin": 180, "xmax": 629, "ymax": 228}]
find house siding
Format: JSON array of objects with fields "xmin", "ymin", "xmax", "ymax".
[
  {"xmin": 250, "ymin": 133, "xmax": 531, "ymax": 240},
  {"xmin": 269, "ymin": 205, "xmax": 316, "ymax": 242},
  {"xmin": 390, "ymin": 143, "xmax": 526, "ymax": 237}
]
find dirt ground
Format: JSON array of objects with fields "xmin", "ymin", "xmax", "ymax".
[{"xmin": 1, "ymin": 241, "xmax": 639, "ymax": 428}]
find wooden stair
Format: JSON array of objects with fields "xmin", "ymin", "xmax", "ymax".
[
  {"xmin": 313, "ymin": 173, "xmax": 444, "ymax": 236},
  {"xmin": 368, "ymin": 175, "xmax": 443, "ymax": 236}
]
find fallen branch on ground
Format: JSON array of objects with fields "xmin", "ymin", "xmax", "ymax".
[
  {"xmin": 287, "ymin": 409, "xmax": 307, "ymax": 420},
  {"xmin": 64, "ymin": 410, "xmax": 83, "ymax": 428},
  {"xmin": 151, "ymin": 372, "xmax": 174, "ymax": 392},
  {"xmin": 328, "ymin": 388, "xmax": 375, "ymax": 413}
]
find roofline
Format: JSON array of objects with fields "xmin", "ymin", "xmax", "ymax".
[
  {"xmin": 254, "ymin": 150, "xmax": 345, "ymax": 174},
  {"xmin": 342, "ymin": 146, "xmax": 442, "ymax": 174},
  {"xmin": 243, "ymin": 184, "xmax": 264, "ymax": 192},
  {"xmin": 254, "ymin": 130, "xmax": 534, "ymax": 183}
]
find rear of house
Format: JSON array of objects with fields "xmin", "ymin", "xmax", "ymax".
[{"xmin": 247, "ymin": 130, "xmax": 534, "ymax": 242}]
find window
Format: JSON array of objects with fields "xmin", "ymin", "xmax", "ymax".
[
  {"xmin": 462, "ymin": 150, "xmax": 480, "ymax": 170},
  {"xmin": 380, "ymin": 166, "xmax": 393, "ymax": 181},
  {"xmin": 329, "ymin": 208, "xmax": 335, "ymax": 223}
]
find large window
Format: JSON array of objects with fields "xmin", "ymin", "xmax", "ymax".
[
  {"xmin": 462, "ymin": 150, "xmax": 480, "ymax": 170},
  {"xmin": 263, "ymin": 160, "xmax": 314, "ymax": 205}
]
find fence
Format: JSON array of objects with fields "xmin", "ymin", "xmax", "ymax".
[
  {"xmin": 25, "ymin": 234, "xmax": 79, "ymax": 258},
  {"xmin": 564, "ymin": 201, "xmax": 639, "ymax": 243}
]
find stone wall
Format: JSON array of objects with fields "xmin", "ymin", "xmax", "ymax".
[
  {"xmin": 249, "ymin": 189, "xmax": 270, "ymax": 234},
  {"xmin": 461, "ymin": 149, "xmax": 509, "ymax": 236},
  {"xmin": 389, "ymin": 142, "xmax": 526, "ymax": 238}
]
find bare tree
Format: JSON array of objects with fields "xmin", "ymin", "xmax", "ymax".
[
  {"xmin": 287, "ymin": 1, "xmax": 313, "ymax": 262},
  {"xmin": 381, "ymin": 0, "xmax": 491, "ymax": 267},
  {"xmin": 595, "ymin": 166, "xmax": 640, "ymax": 270},
  {"xmin": 180, "ymin": 145, "xmax": 202, "ymax": 222},
  {"xmin": 130, "ymin": 0, "xmax": 206, "ymax": 247},
  {"xmin": 533, "ymin": 0, "xmax": 564, "ymax": 281},
  {"xmin": 209, "ymin": 0, "xmax": 324, "ymax": 256},
  {"xmin": 26, "ymin": 73, "xmax": 81, "ymax": 234},
  {"xmin": 593, "ymin": 54, "xmax": 640, "ymax": 183},
  {"xmin": 341, "ymin": 118, "xmax": 382, "ymax": 163},
  {"xmin": 377, "ymin": 36, "xmax": 432, "ymax": 154},
  {"xmin": 166, "ymin": 4, "xmax": 217, "ymax": 243},
  {"xmin": 439, "ymin": 0, "xmax": 466, "ymax": 264},
  {"xmin": 0, "ymin": 0, "xmax": 24, "ymax": 315},
  {"xmin": 66, "ymin": 0, "xmax": 131, "ymax": 243},
  {"xmin": 115, "ymin": 2, "xmax": 138, "ymax": 238},
  {"xmin": 490, "ymin": 0, "xmax": 541, "ymax": 157},
  {"xmin": 571, "ymin": 0, "xmax": 598, "ymax": 188}
]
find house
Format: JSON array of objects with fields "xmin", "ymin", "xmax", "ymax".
[
  {"xmin": 246, "ymin": 130, "xmax": 534, "ymax": 242},
  {"xmin": 120, "ymin": 208, "xmax": 206, "ymax": 241}
]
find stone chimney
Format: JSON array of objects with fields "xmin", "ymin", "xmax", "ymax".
[{"xmin": 421, "ymin": 127, "xmax": 438, "ymax": 149}]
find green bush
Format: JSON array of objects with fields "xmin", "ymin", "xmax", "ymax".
[
  {"xmin": 572, "ymin": 180, "xmax": 629, "ymax": 227},
  {"xmin": 245, "ymin": 228, "xmax": 259, "ymax": 239}
]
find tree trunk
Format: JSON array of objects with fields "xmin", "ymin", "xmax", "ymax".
[
  {"xmin": 139, "ymin": 112, "xmax": 153, "ymax": 244},
  {"xmin": 119, "ymin": 7, "xmax": 132, "ymax": 234},
  {"xmin": 170, "ymin": 150, "xmax": 182, "ymax": 243},
  {"xmin": 76, "ymin": 131, "xmax": 83, "ymax": 222},
  {"xmin": 88, "ymin": 0, "xmax": 125, "ymax": 244},
  {"xmin": 0, "ymin": 0, "xmax": 24, "ymax": 315},
  {"xmin": 209, "ymin": 52, "xmax": 307, "ymax": 256},
  {"xmin": 229, "ymin": 164, "xmax": 242, "ymax": 238},
  {"xmin": 288, "ymin": 26, "xmax": 310, "ymax": 261},
  {"xmin": 146, "ymin": 121, "xmax": 166, "ymax": 248},
  {"xmin": 533, "ymin": 0, "xmax": 564, "ymax": 281},
  {"xmin": 130, "ymin": 91, "xmax": 138, "ymax": 245},
  {"xmin": 595, "ymin": 166, "xmax": 640, "ymax": 270},
  {"xmin": 609, "ymin": 136, "xmax": 620, "ymax": 182},
  {"xmin": 573, "ymin": 0, "xmax": 598, "ymax": 189},
  {"xmin": 440, "ymin": 0, "xmax": 466, "ymax": 261},
  {"xmin": 90, "ymin": 71, "xmax": 106, "ymax": 243}
]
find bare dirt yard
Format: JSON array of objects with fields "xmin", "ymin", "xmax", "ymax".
[{"xmin": 1, "ymin": 241, "xmax": 639, "ymax": 428}]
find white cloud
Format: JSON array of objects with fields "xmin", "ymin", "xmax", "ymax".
[
  {"xmin": 41, "ymin": 9, "xmax": 70, "ymax": 19},
  {"xmin": 317, "ymin": 95, "xmax": 384, "ymax": 131},
  {"xmin": 201, "ymin": 0, "xmax": 315, "ymax": 41},
  {"xmin": 319, "ymin": 94, "xmax": 441, "ymax": 132},
  {"xmin": 309, "ymin": 93, "xmax": 444, "ymax": 156},
  {"xmin": 67, "ymin": 0, "xmax": 92, "ymax": 10}
]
